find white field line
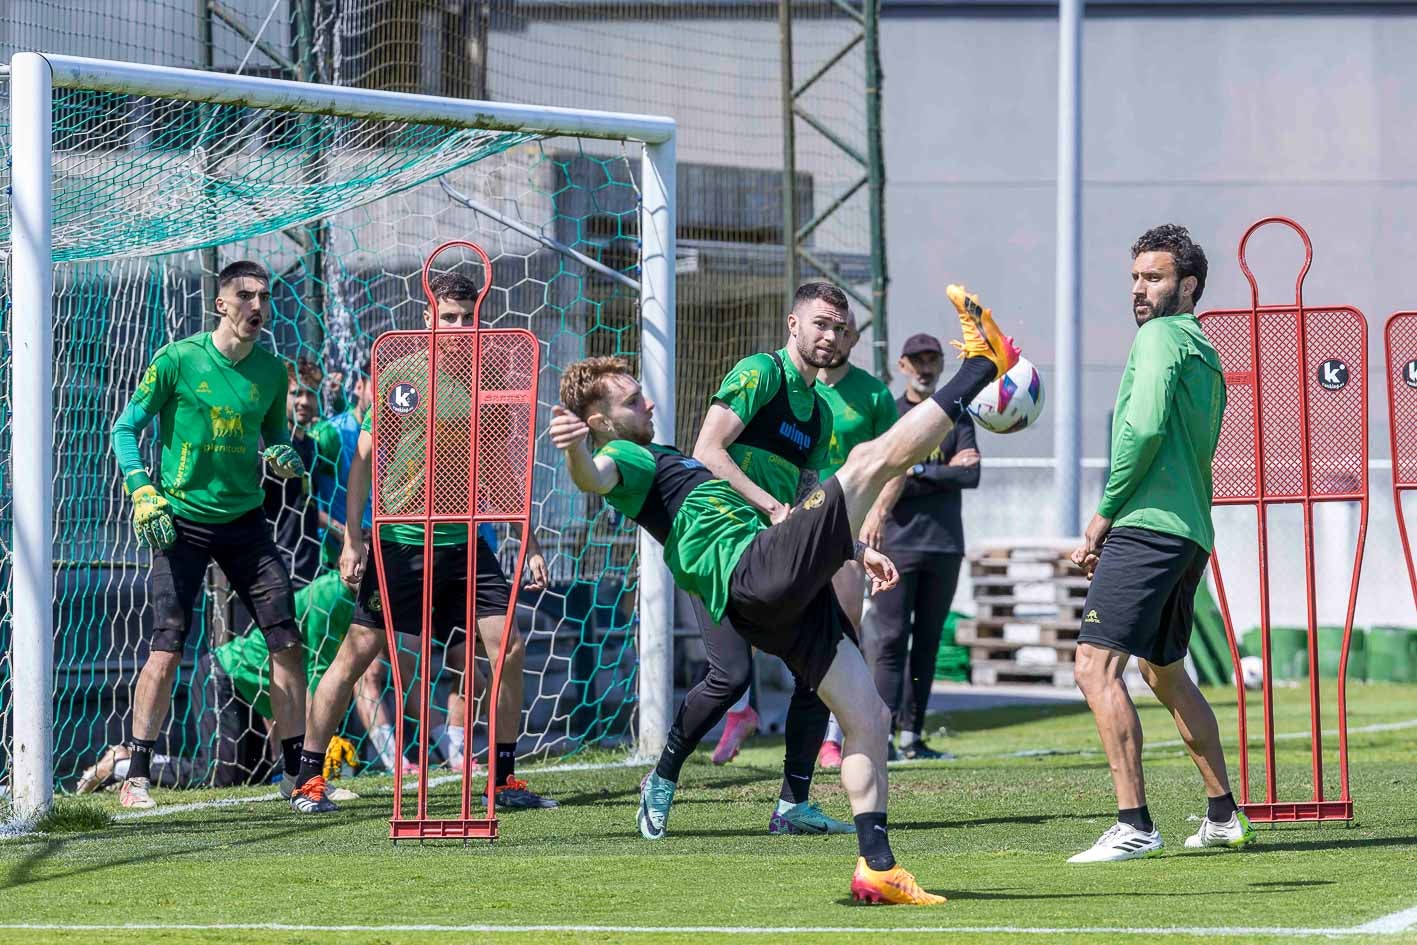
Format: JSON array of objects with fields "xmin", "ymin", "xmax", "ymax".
[
  {"xmin": 0, "ymin": 920, "xmax": 1411, "ymax": 937},
  {"xmin": 1356, "ymin": 904, "xmax": 1417, "ymax": 934}
]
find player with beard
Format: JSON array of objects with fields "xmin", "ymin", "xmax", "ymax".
[
  {"xmin": 550, "ymin": 282, "xmax": 1019, "ymax": 902},
  {"xmin": 1067, "ymin": 224, "xmax": 1254, "ymax": 862},
  {"xmin": 655, "ymin": 282, "xmax": 856, "ymax": 837},
  {"xmin": 109, "ymin": 260, "xmax": 308, "ymax": 809}
]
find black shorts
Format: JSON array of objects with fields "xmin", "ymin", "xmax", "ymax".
[
  {"xmin": 1078, "ymin": 526, "xmax": 1210, "ymax": 667},
  {"xmin": 352, "ymin": 535, "xmax": 513, "ymax": 646},
  {"xmin": 150, "ymin": 509, "xmax": 298, "ymax": 653},
  {"xmin": 724, "ymin": 477, "xmax": 858, "ymax": 689}
]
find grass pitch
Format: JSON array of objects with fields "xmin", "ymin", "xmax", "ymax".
[{"xmin": 3, "ymin": 682, "xmax": 1415, "ymax": 945}]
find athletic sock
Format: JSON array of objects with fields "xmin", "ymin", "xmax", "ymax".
[
  {"xmin": 368, "ymin": 723, "xmax": 400, "ymax": 771},
  {"xmin": 495, "ymin": 742, "xmax": 517, "ymax": 783},
  {"xmin": 824, "ymin": 715, "xmax": 843, "ymax": 746},
  {"xmin": 438, "ymin": 725, "xmax": 466, "ymax": 764},
  {"xmin": 930, "ymin": 356, "xmax": 997, "ymax": 420},
  {"xmin": 654, "ymin": 724, "xmax": 694, "ymax": 783},
  {"xmin": 280, "ymin": 735, "xmax": 303, "ymax": 778},
  {"xmin": 125, "ymin": 738, "xmax": 155, "ymax": 782},
  {"xmin": 1118, "ymin": 805, "xmax": 1153, "ymax": 833},
  {"xmin": 897, "ymin": 730, "xmax": 918, "ymax": 749},
  {"xmin": 728, "ymin": 688, "xmax": 751, "ymax": 714},
  {"xmin": 1207, "ymin": 792, "xmax": 1238, "ymax": 822},
  {"xmin": 295, "ymin": 749, "xmax": 326, "ymax": 789},
  {"xmin": 854, "ymin": 812, "xmax": 896, "ymax": 871},
  {"xmin": 779, "ymin": 766, "xmax": 812, "ymax": 805}
]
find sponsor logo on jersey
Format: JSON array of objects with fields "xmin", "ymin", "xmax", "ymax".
[
  {"xmin": 1084, "ymin": 609, "xmax": 1101, "ymax": 624},
  {"xmin": 803, "ymin": 488, "xmax": 826, "ymax": 510},
  {"xmin": 248, "ymin": 382, "xmax": 261, "ymax": 403},
  {"xmin": 777, "ymin": 420, "xmax": 812, "ymax": 452},
  {"xmin": 196, "ymin": 380, "xmax": 212, "ymax": 394},
  {"xmin": 210, "ymin": 406, "xmax": 245, "ymax": 438}
]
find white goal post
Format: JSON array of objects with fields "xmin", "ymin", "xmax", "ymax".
[{"xmin": 4, "ymin": 51, "xmax": 677, "ymax": 820}]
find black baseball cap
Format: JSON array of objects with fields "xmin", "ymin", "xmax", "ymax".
[{"xmin": 901, "ymin": 333, "xmax": 943, "ymax": 357}]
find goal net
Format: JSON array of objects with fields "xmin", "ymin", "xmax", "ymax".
[{"xmin": 0, "ymin": 54, "xmax": 676, "ymax": 817}]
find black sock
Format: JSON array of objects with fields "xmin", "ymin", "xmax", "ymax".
[
  {"xmin": 126, "ymin": 738, "xmax": 155, "ymax": 781},
  {"xmin": 854, "ymin": 812, "xmax": 896, "ymax": 871},
  {"xmin": 280, "ymin": 735, "xmax": 304, "ymax": 778},
  {"xmin": 1118, "ymin": 805, "xmax": 1153, "ymax": 833},
  {"xmin": 496, "ymin": 742, "xmax": 517, "ymax": 784},
  {"xmin": 779, "ymin": 687, "xmax": 827, "ymax": 805},
  {"xmin": 654, "ymin": 724, "xmax": 694, "ymax": 783},
  {"xmin": 295, "ymin": 749, "xmax": 325, "ymax": 789},
  {"xmin": 929, "ymin": 356, "xmax": 998, "ymax": 420},
  {"xmin": 1207, "ymin": 792, "xmax": 1238, "ymax": 822}
]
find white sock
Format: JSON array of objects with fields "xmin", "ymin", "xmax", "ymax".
[
  {"xmin": 113, "ymin": 758, "xmax": 131, "ymax": 781},
  {"xmin": 441, "ymin": 725, "xmax": 466, "ymax": 766},
  {"xmin": 824, "ymin": 715, "xmax": 843, "ymax": 746},
  {"xmin": 776, "ymin": 798, "xmax": 798, "ymax": 815},
  {"xmin": 729, "ymin": 690, "xmax": 751, "ymax": 713},
  {"xmin": 897, "ymin": 730, "xmax": 918, "ymax": 749},
  {"xmin": 369, "ymin": 723, "xmax": 400, "ymax": 770}
]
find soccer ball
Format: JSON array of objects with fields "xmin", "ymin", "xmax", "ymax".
[
  {"xmin": 1240, "ymin": 655, "xmax": 1265, "ymax": 691},
  {"xmin": 969, "ymin": 356, "xmax": 1045, "ymax": 434}
]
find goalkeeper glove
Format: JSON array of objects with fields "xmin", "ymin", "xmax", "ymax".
[
  {"xmin": 324, "ymin": 735, "xmax": 360, "ymax": 781},
  {"xmin": 130, "ymin": 485, "xmax": 176, "ymax": 550},
  {"xmin": 263, "ymin": 443, "xmax": 306, "ymax": 479}
]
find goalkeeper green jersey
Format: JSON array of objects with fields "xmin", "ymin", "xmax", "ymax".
[
  {"xmin": 362, "ymin": 348, "xmax": 472, "ymax": 547},
  {"xmin": 816, "ymin": 364, "xmax": 898, "ymax": 479},
  {"xmin": 596, "ymin": 440, "xmax": 763, "ymax": 622},
  {"xmin": 1097, "ymin": 312, "xmax": 1227, "ymax": 551},
  {"xmin": 111, "ymin": 332, "xmax": 290, "ymax": 523},
  {"xmin": 214, "ymin": 570, "xmax": 355, "ymax": 719},
  {"xmin": 711, "ymin": 349, "xmax": 833, "ymax": 504}
]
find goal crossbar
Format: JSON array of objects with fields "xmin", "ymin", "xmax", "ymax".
[{"xmin": 4, "ymin": 52, "xmax": 678, "ymax": 821}]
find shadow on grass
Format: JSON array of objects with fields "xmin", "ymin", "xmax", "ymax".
[
  {"xmin": 926, "ymin": 701, "xmax": 1094, "ymax": 735},
  {"xmin": 0, "ymin": 806, "xmax": 386, "ymax": 893},
  {"xmin": 892, "ymin": 812, "xmax": 1109, "ymax": 831}
]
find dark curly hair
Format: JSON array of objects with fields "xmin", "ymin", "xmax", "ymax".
[
  {"xmin": 1131, "ymin": 224, "xmax": 1208, "ymax": 304},
  {"xmin": 426, "ymin": 271, "xmax": 480, "ymax": 302}
]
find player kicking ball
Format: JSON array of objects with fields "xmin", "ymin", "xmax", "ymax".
[
  {"xmin": 550, "ymin": 284, "xmax": 1020, "ymax": 905},
  {"xmin": 288, "ymin": 272, "xmax": 555, "ymax": 814}
]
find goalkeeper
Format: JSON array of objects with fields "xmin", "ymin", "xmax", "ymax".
[
  {"xmin": 551, "ymin": 284, "xmax": 1018, "ymax": 905},
  {"xmin": 109, "ymin": 260, "xmax": 309, "ymax": 811}
]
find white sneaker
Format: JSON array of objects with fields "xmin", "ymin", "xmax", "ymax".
[
  {"xmin": 1068, "ymin": 822, "xmax": 1163, "ymax": 863},
  {"xmin": 1185, "ymin": 811, "xmax": 1256, "ymax": 849},
  {"xmin": 118, "ymin": 777, "xmax": 156, "ymax": 810}
]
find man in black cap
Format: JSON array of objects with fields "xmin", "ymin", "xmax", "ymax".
[{"xmin": 866, "ymin": 333, "xmax": 980, "ymax": 759}]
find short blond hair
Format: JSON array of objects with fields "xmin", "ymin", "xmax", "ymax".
[{"xmin": 560, "ymin": 356, "xmax": 632, "ymax": 419}]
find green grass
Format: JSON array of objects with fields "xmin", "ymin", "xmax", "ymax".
[{"xmin": 3, "ymin": 683, "xmax": 1416, "ymax": 945}]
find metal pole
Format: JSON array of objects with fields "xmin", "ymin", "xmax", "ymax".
[
  {"xmin": 637, "ymin": 135, "xmax": 677, "ymax": 759},
  {"xmin": 1054, "ymin": 0, "xmax": 1083, "ymax": 537},
  {"xmin": 10, "ymin": 52, "xmax": 56, "ymax": 821},
  {"xmin": 779, "ymin": 0, "xmax": 799, "ymax": 309},
  {"xmin": 864, "ymin": 0, "xmax": 889, "ymax": 379}
]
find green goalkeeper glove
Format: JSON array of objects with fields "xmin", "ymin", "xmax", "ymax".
[
  {"xmin": 263, "ymin": 443, "xmax": 306, "ymax": 479},
  {"xmin": 130, "ymin": 485, "xmax": 176, "ymax": 550}
]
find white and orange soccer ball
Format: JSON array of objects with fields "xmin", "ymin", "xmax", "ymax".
[{"xmin": 968, "ymin": 356, "xmax": 1045, "ymax": 434}]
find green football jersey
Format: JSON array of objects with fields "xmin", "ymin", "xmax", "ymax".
[
  {"xmin": 816, "ymin": 364, "xmax": 897, "ymax": 479},
  {"xmin": 111, "ymin": 332, "xmax": 289, "ymax": 523},
  {"xmin": 597, "ymin": 440, "xmax": 764, "ymax": 622},
  {"xmin": 711, "ymin": 348, "xmax": 833, "ymax": 505},
  {"xmin": 362, "ymin": 348, "xmax": 473, "ymax": 547}
]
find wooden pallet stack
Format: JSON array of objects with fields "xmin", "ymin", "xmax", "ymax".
[{"xmin": 955, "ymin": 544, "xmax": 1088, "ymax": 687}]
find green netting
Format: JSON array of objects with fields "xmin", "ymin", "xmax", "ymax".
[{"xmin": 1, "ymin": 84, "xmax": 649, "ymax": 794}]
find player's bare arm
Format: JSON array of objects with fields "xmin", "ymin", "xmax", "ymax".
[{"xmin": 694, "ymin": 403, "xmax": 788, "ymax": 523}]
